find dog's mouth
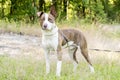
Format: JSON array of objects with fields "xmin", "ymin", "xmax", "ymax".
[
  {"xmin": 42, "ymin": 27, "xmax": 47, "ymax": 30},
  {"xmin": 42, "ymin": 26, "xmax": 52, "ymax": 31}
]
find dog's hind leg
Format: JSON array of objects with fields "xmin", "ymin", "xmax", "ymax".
[
  {"xmin": 68, "ymin": 45, "xmax": 78, "ymax": 72},
  {"xmin": 80, "ymin": 47, "xmax": 95, "ymax": 73}
]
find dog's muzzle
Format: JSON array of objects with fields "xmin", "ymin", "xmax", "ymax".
[
  {"xmin": 42, "ymin": 24, "xmax": 48, "ymax": 30},
  {"xmin": 44, "ymin": 24, "xmax": 47, "ymax": 29}
]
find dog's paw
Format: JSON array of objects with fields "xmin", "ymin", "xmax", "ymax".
[{"xmin": 56, "ymin": 73, "xmax": 61, "ymax": 77}]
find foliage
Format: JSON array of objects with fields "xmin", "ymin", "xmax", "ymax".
[{"xmin": 0, "ymin": 0, "xmax": 120, "ymax": 23}]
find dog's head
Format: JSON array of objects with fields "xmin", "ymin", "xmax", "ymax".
[{"xmin": 37, "ymin": 5, "xmax": 57, "ymax": 31}]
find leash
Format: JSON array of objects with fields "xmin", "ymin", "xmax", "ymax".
[
  {"xmin": 89, "ymin": 48, "xmax": 120, "ymax": 53},
  {"xmin": 58, "ymin": 30, "xmax": 69, "ymax": 43},
  {"xmin": 58, "ymin": 30, "xmax": 78, "ymax": 48},
  {"xmin": 58, "ymin": 30, "xmax": 120, "ymax": 53}
]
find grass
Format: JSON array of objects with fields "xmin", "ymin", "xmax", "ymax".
[
  {"xmin": 0, "ymin": 20, "xmax": 120, "ymax": 79},
  {"xmin": 0, "ymin": 51, "xmax": 120, "ymax": 80},
  {"xmin": 0, "ymin": 19, "xmax": 96, "ymax": 36},
  {"xmin": 0, "ymin": 20, "xmax": 41, "ymax": 36},
  {"xmin": 103, "ymin": 31, "xmax": 120, "ymax": 39},
  {"xmin": 0, "ymin": 19, "xmax": 120, "ymax": 39}
]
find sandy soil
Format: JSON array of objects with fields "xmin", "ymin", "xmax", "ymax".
[
  {"xmin": 0, "ymin": 31, "xmax": 120, "ymax": 62},
  {"xmin": 0, "ymin": 33, "xmax": 42, "ymax": 57}
]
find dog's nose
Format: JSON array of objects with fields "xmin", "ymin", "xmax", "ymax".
[{"xmin": 44, "ymin": 24, "xmax": 47, "ymax": 28}]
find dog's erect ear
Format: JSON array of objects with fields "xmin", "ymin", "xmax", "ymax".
[
  {"xmin": 50, "ymin": 5, "xmax": 57, "ymax": 18},
  {"xmin": 37, "ymin": 11, "xmax": 44, "ymax": 18}
]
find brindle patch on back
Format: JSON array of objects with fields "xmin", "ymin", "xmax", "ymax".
[{"xmin": 59, "ymin": 29, "xmax": 87, "ymax": 49}]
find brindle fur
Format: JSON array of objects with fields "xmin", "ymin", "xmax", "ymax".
[{"xmin": 58, "ymin": 29, "xmax": 92, "ymax": 65}]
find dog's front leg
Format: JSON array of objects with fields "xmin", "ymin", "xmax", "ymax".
[
  {"xmin": 44, "ymin": 49, "xmax": 50, "ymax": 75},
  {"xmin": 56, "ymin": 50, "xmax": 62, "ymax": 76}
]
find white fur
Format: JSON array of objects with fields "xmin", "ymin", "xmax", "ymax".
[
  {"xmin": 42, "ymin": 28, "xmax": 60, "ymax": 76},
  {"xmin": 56, "ymin": 60, "xmax": 62, "ymax": 76},
  {"xmin": 41, "ymin": 12, "xmax": 94, "ymax": 76},
  {"xmin": 42, "ymin": 13, "xmax": 56, "ymax": 30},
  {"xmin": 89, "ymin": 64, "xmax": 95, "ymax": 73},
  {"xmin": 73, "ymin": 61, "xmax": 78, "ymax": 72},
  {"xmin": 42, "ymin": 27, "xmax": 58, "ymax": 51},
  {"xmin": 42, "ymin": 13, "xmax": 58, "ymax": 51},
  {"xmin": 62, "ymin": 41, "xmax": 74, "ymax": 48},
  {"xmin": 42, "ymin": 13, "xmax": 61, "ymax": 76}
]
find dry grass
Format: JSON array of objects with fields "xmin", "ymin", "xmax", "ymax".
[
  {"xmin": 0, "ymin": 49, "xmax": 120, "ymax": 80},
  {"xmin": 0, "ymin": 20, "xmax": 41, "ymax": 36},
  {"xmin": 0, "ymin": 20, "xmax": 120, "ymax": 79}
]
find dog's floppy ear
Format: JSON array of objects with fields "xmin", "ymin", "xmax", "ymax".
[
  {"xmin": 50, "ymin": 5, "xmax": 57, "ymax": 18},
  {"xmin": 37, "ymin": 11, "xmax": 44, "ymax": 18}
]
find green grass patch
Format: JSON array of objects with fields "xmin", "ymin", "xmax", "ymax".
[
  {"xmin": 0, "ymin": 19, "xmax": 95, "ymax": 34},
  {"xmin": 0, "ymin": 19, "xmax": 120, "ymax": 39},
  {"xmin": 103, "ymin": 31, "xmax": 120, "ymax": 39},
  {"xmin": 0, "ymin": 20, "xmax": 41, "ymax": 36},
  {"xmin": 0, "ymin": 55, "xmax": 120, "ymax": 80}
]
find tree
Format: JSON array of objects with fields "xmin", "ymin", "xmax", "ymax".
[
  {"xmin": 10, "ymin": 0, "xmax": 16, "ymax": 15},
  {"xmin": 88, "ymin": 0, "xmax": 107, "ymax": 23},
  {"xmin": 63, "ymin": 0, "xmax": 68, "ymax": 18},
  {"xmin": 29, "ymin": 0, "xmax": 37, "ymax": 22},
  {"xmin": 0, "ymin": 0, "xmax": 120, "ymax": 23},
  {"xmin": 1, "ymin": 0, "xmax": 5, "ymax": 18},
  {"xmin": 39, "ymin": 0, "xmax": 45, "ymax": 11}
]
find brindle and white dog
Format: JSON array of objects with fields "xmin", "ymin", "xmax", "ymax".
[{"xmin": 37, "ymin": 5, "xmax": 94, "ymax": 76}]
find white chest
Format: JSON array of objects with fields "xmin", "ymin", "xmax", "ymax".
[{"xmin": 42, "ymin": 33, "xmax": 58, "ymax": 51}]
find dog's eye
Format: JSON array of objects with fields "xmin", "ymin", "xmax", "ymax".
[{"xmin": 48, "ymin": 18, "xmax": 54, "ymax": 23}]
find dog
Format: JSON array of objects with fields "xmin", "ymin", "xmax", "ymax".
[{"xmin": 37, "ymin": 5, "xmax": 94, "ymax": 76}]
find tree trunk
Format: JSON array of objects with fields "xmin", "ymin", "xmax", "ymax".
[
  {"xmin": 101, "ymin": 0, "xmax": 109, "ymax": 16},
  {"xmin": 82, "ymin": 0, "xmax": 86, "ymax": 18},
  {"xmin": 63, "ymin": 0, "xmax": 67, "ymax": 19},
  {"xmin": 1, "ymin": 0, "xmax": 4, "ymax": 18},
  {"xmin": 39, "ymin": 0, "xmax": 45, "ymax": 11},
  {"xmin": 10, "ymin": 0, "xmax": 16, "ymax": 15},
  {"xmin": 30, "ymin": 0, "xmax": 37, "ymax": 23},
  {"xmin": 89, "ymin": 0, "xmax": 92, "ymax": 20},
  {"xmin": 82, "ymin": 5, "xmax": 86, "ymax": 18}
]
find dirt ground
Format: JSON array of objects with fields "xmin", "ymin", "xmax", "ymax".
[
  {"xmin": 0, "ymin": 33, "xmax": 42, "ymax": 57},
  {"xmin": 0, "ymin": 31, "xmax": 119, "ymax": 60}
]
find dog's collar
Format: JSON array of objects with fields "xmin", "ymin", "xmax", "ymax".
[{"xmin": 44, "ymin": 31, "xmax": 58, "ymax": 36}]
